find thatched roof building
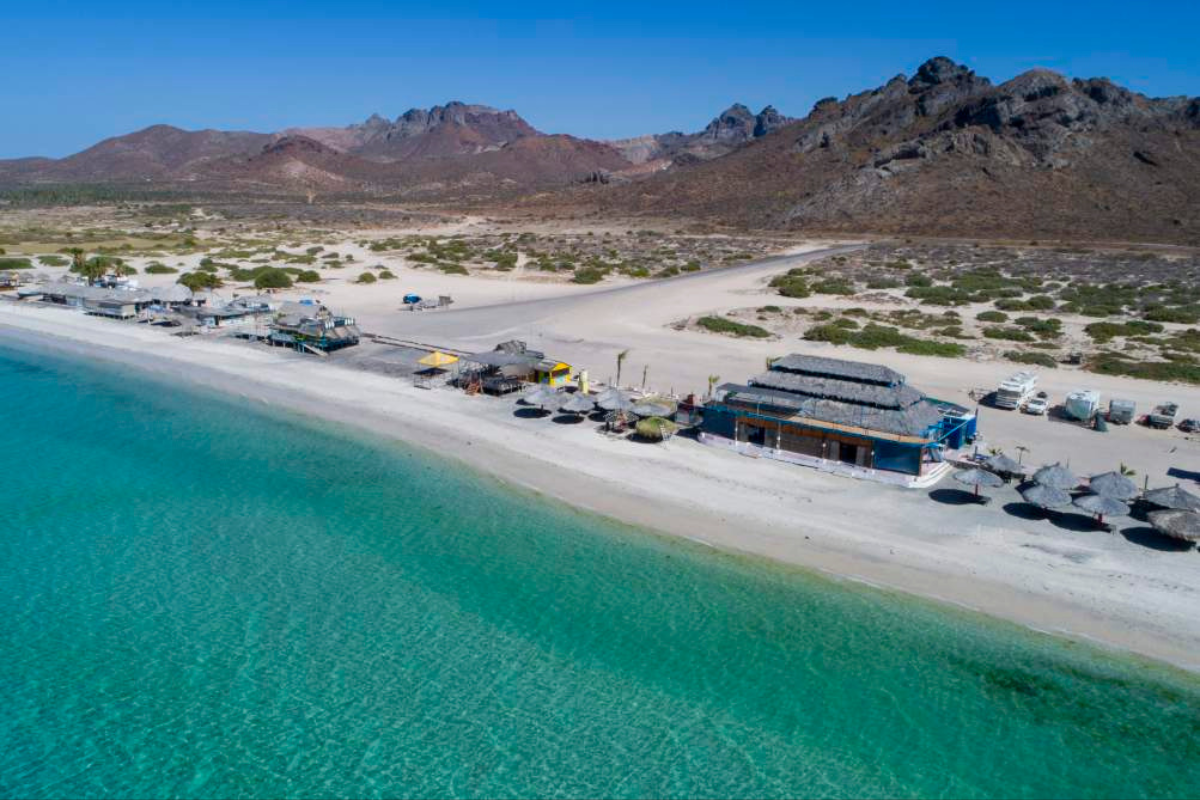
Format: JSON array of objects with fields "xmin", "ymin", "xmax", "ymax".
[{"xmin": 702, "ymin": 354, "xmax": 975, "ymax": 477}]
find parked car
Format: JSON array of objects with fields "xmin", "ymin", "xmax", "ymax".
[
  {"xmin": 1179, "ymin": 418, "xmax": 1199, "ymax": 433},
  {"xmin": 1023, "ymin": 396, "xmax": 1049, "ymax": 416}
]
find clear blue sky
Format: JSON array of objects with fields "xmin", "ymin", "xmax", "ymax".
[{"xmin": 4, "ymin": 0, "xmax": 1199, "ymax": 158}]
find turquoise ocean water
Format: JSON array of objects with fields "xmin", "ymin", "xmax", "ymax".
[{"xmin": 1, "ymin": 338, "xmax": 1198, "ymax": 799}]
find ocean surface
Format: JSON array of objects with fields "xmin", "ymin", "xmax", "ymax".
[{"xmin": 1, "ymin": 338, "xmax": 1198, "ymax": 800}]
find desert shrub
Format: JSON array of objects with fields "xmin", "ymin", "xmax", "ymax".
[
  {"xmin": 697, "ymin": 316, "xmax": 771, "ymax": 338},
  {"xmin": 833, "ymin": 317, "xmax": 860, "ymax": 329},
  {"xmin": 1005, "ymin": 350, "xmax": 1058, "ymax": 368},
  {"xmin": 306, "ymin": 246, "xmax": 324, "ymax": 255},
  {"xmin": 983, "ymin": 326, "xmax": 1035, "ymax": 342},
  {"xmin": 355, "ymin": 271, "xmax": 377, "ymax": 284},
  {"xmin": 865, "ymin": 277, "xmax": 901, "ymax": 289},
  {"xmin": 144, "ymin": 263, "xmax": 178, "ymax": 274},
  {"xmin": 976, "ymin": 310, "xmax": 1008, "ymax": 323},
  {"xmin": 1084, "ymin": 320, "xmax": 1164, "ymax": 343},
  {"xmin": 572, "ymin": 266, "xmax": 605, "ymax": 284},
  {"xmin": 378, "ymin": 270, "xmax": 397, "ymax": 280},
  {"xmin": 1014, "ymin": 316, "xmax": 1063, "ymax": 339},
  {"xmin": 0, "ymin": 257, "xmax": 33, "ymax": 270},
  {"xmin": 439, "ymin": 263, "xmax": 469, "ymax": 275},
  {"xmin": 898, "ymin": 339, "xmax": 967, "ymax": 358},
  {"xmin": 758, "ymin": 305, "xmax": 782, "ymax": 313},
  {"xmin": 296, "ymin": 270, "xmax": 321, "ymax": 283},
  {"xmin": 682, "ymin": 260, "xmax": 701, "ymax": 272},
  {"xmin": 905, "ymin": 274, "xmax": 933, "ymax": 287},
  {"xmin": 770, "ymin": 271, "xmax": 811, "ymax": 298},
  {"xmin": 905, "ymin": 285, "xmax": 972, "ymax": 306},
  {"xmin": 1087, "ymin": 353, "xmax": 1200, "ymax": 384},
  {"xmin": 178, "ymin": 271, "xmax": 222, "ymax": 291},
  {"xmin": 812, "ymin": 278, "xmax": 856, "ymax": 296},
  {"xmin": 1144, "ymin": 306, "xmax": 1200, "ymax": 325},
  {"xmin": 253, "ymin": 268, "xmax": 293, "ymax": 290},
  {"xmin": 38, "ymin": 255, "xmax": 69, "ymax": 267},
  {"xmin": 1025, "ymin": 295, "xmax": 1056, "ymax": 310},
  {"xmin": 803, "ymin": 323, "xmax": 854, "ymax": 345}
]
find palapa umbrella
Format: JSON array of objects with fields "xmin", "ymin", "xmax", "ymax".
[
  {"xmin": 953, "ymin": 468, "xmax": 1004, "ymax": 500},
  {"xmin": 632, "ymin": 400, "xmax": 674, "ymax": 418},
  {"xmin": 984, "ymin": 453, "xmax": 1025, "ymax": 477},
  {"xmin": 1072, "ymin": 493, "xmax": 1130, "ymax": 525},
  {"xmin": 1033, "ymin": 463, "xmax": 1079, "ymax": 490},
  {"xmin": 417, "ymin": 350, "xmax": 459, "ymax": 369},
  {"xmin": 1021, "ymin": 484, "xmax": 1072, "ymax": 511},
  {"xmin": 1147, "ymin": 509, "xmax": 1200, "ymax": 544},
  {"xmin": 1143, "ymin": 485, "xmax": 1200, "ymax": 512},
  {"xmin": 597, "ymin": 391, "xmax": 635, "ymax": 412},
  {"xmin": 559, "ymin": 393, "xmax": 596, "ymax": 415},
  {"xmin": 521, "ymin": 385, "xmax": 561, "ymax": 412},
  {"xmin": 1087, "ymin": 471, "xmax": 1138, "ymax": 501}
]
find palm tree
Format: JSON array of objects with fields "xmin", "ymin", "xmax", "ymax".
[
  {"xmin": 615, "ymin": 349, "xmax": 630, "ymax": 388},
  {"xmin": 66, "ymin": 247, "xmax": 86, "ymax": 275},
  {"xmin": 80, "ymin": 256, "xmax": 111, "ymax": 286},
  {"xmin": 707, "ymin": 374, "xmax": 721, "ymax": 399},
  {"xmin": 110, "ymin": 261, "xmax": 135, "ymax": 278}
]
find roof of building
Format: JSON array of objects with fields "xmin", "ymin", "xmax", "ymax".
[
  {"xmin": 717, "ymin": 382, "xmax": 946, "ymax": 438},
  {"xmin": 768, "ymin": 354, "xmax": 905, "ymax": 387},
  {"xmin": 749, "ymin": 369, "xmax": 923, "ymax": 410}
]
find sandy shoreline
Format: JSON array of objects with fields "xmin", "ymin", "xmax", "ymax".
[{"xmin": 4, "ymin": 301, "xmax": 1200, "ymax": 673}]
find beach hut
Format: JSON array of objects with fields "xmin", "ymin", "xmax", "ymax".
[
  {"xmin": 632, "ymin": 400, "xmax": 675, "ymax": 419},
  {"xmin": 1086, "ymin": 471, "xmax": 1138, "ymax": 501},
  {"xmin": 1147, "ymin": 510, "xmax": 1200, "ymax": 546},
  {"xmin": 598, "ymin": 392, "xmax": 636, "ymax": 413},
  {"xmin": 521, "ymin": 385, "xmax": 561, "ymax": 414},
  {"xmin": 1143, "ymin": 485, "xmax": 1200, "ymax": 512},
  {"xmin": 953, "ymin": 468, "xmax": 1003, "ymax": 503},
  {"xmin": 983, "ymin": 453, "xmax": 1025, "ymax": 481},
  {"xmin": 1032, "ymin": 464, "xmax": 1079, "ymax": 491},
  {"xmin": 534, "ymin": 359, "xmax": 573, "ymax": 388}
]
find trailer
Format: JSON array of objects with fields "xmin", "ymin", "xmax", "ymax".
[
  {"xmin": 1147, "ymin": 402, "xmax": 1179, "ymax": 430},
  {"xmin": 994, "ymin": 371, "xmax": 1038, "ymax": 410},
  {"xmin": 1064, "ymin": 389, "xmax": 1101, "ymax": 422},
  {"xmin": 1107, "ymin": 398, "xmax": 1136, "ymax": 425}
]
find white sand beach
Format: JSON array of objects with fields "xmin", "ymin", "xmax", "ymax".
[{"xmin": 4, "ymin": 295, "xmax": 1200, "ymax": 674}]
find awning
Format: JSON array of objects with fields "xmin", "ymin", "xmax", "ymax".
[{"xmin": 418, "ymin": 351, "xmax": 459, "ymax": 368}]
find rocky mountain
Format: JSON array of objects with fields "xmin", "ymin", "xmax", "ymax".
[
  {"xmin": 579, "ymin": 57, "xmax": 1200, "ymax": 243},
  {"xmin": 608, "ymin": 104, "xmax": 792, "ymax": 165},
  {"xmin": 287, "ymin": 102, "xmax": 539, "ymax": 160}
]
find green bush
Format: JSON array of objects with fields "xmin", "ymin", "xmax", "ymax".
[
  {"xmin": 1005, "ymin": 350, "xmax": 1058, "ymax": 368},
  {"xmin": 812, "ymin": 278, "xmax": 856, "ymax": 295},
  {"xmin": 976, "ymin": 310, "xmax": 1008, "ymax": 323},
  {"xmin": 1025, "ymin": 295, "xmax": 1056, "ymax": 310},
  {"xmin": 697, "ymin": 316, "xmax": 771, "ymax": 338},
  {"xmin": 38, "ymin": 255, "xmax": 69, "ymax": 267},
  {"xmin": 983, "ymin": 326, "xmax": 1035, "ymax": 342},
  {"xmin": 905, "ymin": 274, "xmax": 933, "ymax": 288},
  {"xmin": 378, "ymin": 270, "xmax": 397, "ymax": 280},
  {"xmin": 296, "ymin": 270, "xmax": 321, "ymax": 283},
  {"xmin": 355, "ymin": 271, "xmax": 377, "ymax": 284},
  {"xmin": 573, "ymin": 266, "xmax": 606, "ymax": 284},
  {"xmin": 1084, "ymin": 320, "xmax": 1164, "ymax": 343},
  {"xmin": 898, "ymin": 340, "xmax": 967, "ymax": 358},
  {"xmin": 770, "ymin": 273, "xmax": 811, "ymax": 298},
  {"xmin": 804, "ymin": 323, "xmax": 854, "ymax": 345},
  {"xmin": 178, "ymin": 271, "xmax": 222, "ymax": 291},
  {"xmin": 865, "ymin": 277, "xmax": 901, "ymax": 290},
  {"xmin": 253, "ymin": 268, "xmax": 293, "ymax": 290},
  {"xmin": 144, "ymin": 263, "xmax": 179, "ymax": 275},
  {"xmin": 1088, "ymin": 353, "xmax": 1200, "ymax": 385},
  {"xmin": 0, "ymin": 257, "xmax": 33, "ymax": 270},
  {"xmin": 1144, "ymin": 306, "xmax": 1200, "ymax": 325}
]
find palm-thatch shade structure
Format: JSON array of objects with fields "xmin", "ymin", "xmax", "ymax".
[
  {"xmin": 954, "ymin": 468, "xmax": 1003, "ymax": 498},
  {"xmin": 1033, "ymin": 463, "xmax": 1079, "ymax": 490},
  {"xmin": 597, "ymin": 392, "xmax": 636, "ymax": 412},
  {"xmin": 1072, "ymin": 493, "xmax": 1130, "ymax": 523},
  {"xmin": 559, "ymin": 393, "xmax": 596, "ymax": 415},
  {"xmin": 1021, "ymin": 484, "xmax": 1072, "ymax": 510},
  {"xmin": 418, "ymin": 350, "xmax": 459, "ymax": 369},
  {"xmin": 1147, "ymin": 509, "xmax": 1200, "ymax": 543},
  {"xmin": 984, "ymin": 453, "xmax": 1025, "ymax": 476},
  {"xmin": 635, "ymin": 416, "xmax": 677, "ymax": 442},
  {"xmin": 521, "ymin": 385, "xmax": 561, "ymax": 411},
  {"xmin": 632, "ymin": 401, "xmax": 674, "ymax": 418},
  {"xmin": 1087, "ymin": 471, "xmax": 1138, "ymax": 501},
  {"xmin": 1143, "ymin": 485, "xmax": 1200, "ymax": 512}
]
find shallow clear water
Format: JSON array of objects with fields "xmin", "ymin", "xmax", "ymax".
[{"xmin": 1, "ymin": 339, "xmax": 1198, "ymax": 799}]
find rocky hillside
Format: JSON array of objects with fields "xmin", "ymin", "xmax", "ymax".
[
  {"xmin": 580, "ymin": 57, "xmax": 1200, "ymax": 243},
  {"xmin": 608, "ymin": 104, "xmax": 791, "ymax": 165}
]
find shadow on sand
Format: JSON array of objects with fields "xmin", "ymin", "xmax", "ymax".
[
  {"xmin": 928, "ymin": 488, "xmax": 983, "ymax": 506},
  {"xmin": 1120, "ymin": 526, "xmax": 1197, "ymax": 553},
  {"xmin": 551, "ymin": 414, "xmax": 586, "ymax": 425},
  {"xmin": 513, "ymin": 407, "xmax": 551, "ymax": 420},
  {"xmin": 1002, "ymin": 501, "xmax": 1051, "ymax": 521}
]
